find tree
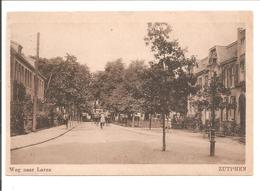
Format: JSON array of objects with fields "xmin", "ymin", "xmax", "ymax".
[
  {"xmin": 124, "ymin": 60, "xmax": 147, "ymax": 127},
  {"xmin": 92, "ymin": 58, "xmax": 126, "ymax": 114},
  {"xmin": 144, "ymin": 22, "xmax": 197, "ymax": 151},
  {"xmin": 189, "ymin": 71, "xmax": 231, "ymax": 156},
  {"xmin": 38, "ymin": 54, "xmax": 92, "ymax": 120},
  {"xmin": 11, "ymin": 81, "xmax": 33, "ymax": 135},
  {"xmin": 91, "ymin": 59, "xmax": 147, "ymax": 127}
]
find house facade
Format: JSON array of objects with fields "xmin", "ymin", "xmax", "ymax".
[
  {"xmin": 187, "ymin": 28, "xmax": 246, "ymax": 134},
  {"xmin": 10, "ymin": 41, "xmax": 45, "ymax": 101},
  {"xmin": 10, "ymin": 41, "xmax": 46, "ymax": 135}
]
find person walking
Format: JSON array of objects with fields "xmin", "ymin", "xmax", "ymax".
[
  {"xmin": 100, "ymin": 113, "xmax": 106, "ymax": 129},
  {"xmin": 64, "ymin": 113, "xmax": 69, "ymax": 129}
]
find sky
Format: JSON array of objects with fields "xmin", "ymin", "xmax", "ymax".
[{"xmin": 9, "ymin": 12, "xmax": 246, "ymax": 72}]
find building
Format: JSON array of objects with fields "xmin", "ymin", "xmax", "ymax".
[
  {"xmin": 187, "ymin": 28, "xmax": 246, "ymax": 134},
  {"xmin": 10, "ymin": 41, "xmax": 46, "ymax": 135},
  {"xmin": 10, "ymin": 41, "xmax": 45, "ymax": 101}
]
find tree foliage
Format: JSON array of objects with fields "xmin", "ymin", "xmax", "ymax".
[
  {"xmin": 91, "ymin": 59, "xmax": 147, "ymax": 115},
  {"xmin": 38, "ymin": 54, "xmax": 92, "ymax": 113},
  {"xmin": 190, "ymin": 72, "xmax": 231, "ymax": 113},
  {"xmin": 143, "ymin": 22, "xmax": 197, "ymax": 115}
]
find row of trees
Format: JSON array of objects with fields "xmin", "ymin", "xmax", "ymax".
[
  {"xmin": 90, "ymin": 23, "xmax": 198, "ymax": 151},
  {"xmin": 36, "ymin": 23, "xmax": 197, "ymax": 117},
  {"xmin": 36, "ymin": 22, "xmax": 208, "ymax": 151}
]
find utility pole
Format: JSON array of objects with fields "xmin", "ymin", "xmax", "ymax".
[
  {"xmin": 32, "ymin": 32, "xmax": 40, "ymax": 132},
  {"xmin": 162, "ymin": 63, "xmax": 166, "ymax": 151},
  {"xmin": 210, "ymin": 72, "xmax": 217, "ymax": 156}
]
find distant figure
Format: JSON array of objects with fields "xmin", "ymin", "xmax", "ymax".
[
  {"xmin": 64, "ymin": 113, "xmax": 69, "ymax": 129},
  {"xmin": 100, "ymin": 113, "xmax": 106, "ymax": 129},
  {"xmin": 93, "ymin": 114, "xmax": 99, "ymax": 125}
]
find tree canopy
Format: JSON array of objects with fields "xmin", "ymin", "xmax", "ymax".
[
  {"xmin": 143, "ymin": 22, "xmax": 197, "ymax": 115},
  {"xmin": 38, "ymin": 54, "xmax": 92, "ymax": 113},
  {"xmin": 91, "ymin": 59, "xmax": 147, "ymax": 115}
]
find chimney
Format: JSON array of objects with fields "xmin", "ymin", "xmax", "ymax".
[
  {"xmin": 237, "ymin": 27, "xmax": 245, "ymax": 41},
  {"xmin": 18, "ymin": 45, "xmax": 23, "ymax": 54}
]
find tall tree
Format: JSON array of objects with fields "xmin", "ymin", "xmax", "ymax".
[
  {"xmin": 91, "ymin": 59, "xmax": 147, "ymax": 126},
  {"xmin": 124, "ymin": 60, "xmax": 147, "ymax": 126},
  {"xmin": 38, "ymin": 54, "xmax": 92, "ymax": 118},
  {"xmin": 144, "ymin": 22, "xmax": 197, "ymax": 151},
  {"xmin": 95, "ymin": 58, "xmax": 126, "ymax": 113}
]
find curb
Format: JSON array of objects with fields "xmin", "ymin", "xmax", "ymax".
[{"xmin": 11, "ymin": 126, "xmax": 75, "ymax": 151}]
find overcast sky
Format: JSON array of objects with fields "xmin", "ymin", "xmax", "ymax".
[{"xmin": 9, "ymin": 12, "xmax": 246, "ymax": 72}]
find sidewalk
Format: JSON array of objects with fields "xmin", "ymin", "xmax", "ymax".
[
  {"xmin": 111, "ymin": 123, "xmax": 245, "ymax": 145},
  {"xmin": 11, "ymin": 124, "xmax": 75, "ymax": 151}
]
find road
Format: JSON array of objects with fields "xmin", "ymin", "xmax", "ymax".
[{"xmin": 11, "ymin": 122, "xmax": 245, "ymax": 164}]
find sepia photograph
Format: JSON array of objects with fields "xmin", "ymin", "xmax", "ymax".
[{"xmin": 5, "ymin": 11, "xmax": 253, "ymax": 175}]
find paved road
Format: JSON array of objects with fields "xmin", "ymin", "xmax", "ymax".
[{"xmin": 11, "ymin": 122, "xmax": 245, "ymax": 164}]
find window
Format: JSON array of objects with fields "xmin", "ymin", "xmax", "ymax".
[
  {"xmin": 223, "ymin": 69, "xmax": 227, "ymax": 88},
  {"xmin": 22, "ymin": 66, "xmax": 24, "ymax": 83},
  {"xmin": 18, "ymin": 64, "xmax": 21, "ymax": 82},
  {"xmin": 230, "ymin": 96, "xmax": 236, "ymax": 104},
  {"xmin": 27, "ymin": 70, "xmax": 30, "ymax": 87},
  {"xmin": 235, "ymin": 64, "xmax": 239, "ymax": 86},
  {"xmin": 231, "ymin": 66, "xmax": 236, "ymax": 87},
  {"xmin": 229, "ymin": 109, "xmax": 235, "ymax": 121},
  {"xmin": 25, "ymin": 69, "xmax": 27, "ymax": 86},
  {"xmin": 222, "ymin": 109, "xmax": 227, "ymax": 121},
  {"xmin": 227, "ymin": 68, "xmax": 232, "ymax": 88},
  {"xmin": 15, "ymin": 61, "xmax": 18, "ymax": 80},
  {"xmin": 240, "ymin": 59, "xmax": 245, "ymax": 72},
  {"xmin": 230, "ymin": 96, "xmax": 236, "ymax": 121},
  {"xmin": 29, "ymin": 72, "xmax": 32, "ymax": 88}
]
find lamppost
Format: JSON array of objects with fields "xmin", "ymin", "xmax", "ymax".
[
  {"xmin": 32, "ymin": 32, "xmax": 40, "ymax": 132},
  {"xmin": 209, "ymin": 72, "xmax": 217, "ymax": 156},
  {"xmin": 162, "ymin": 63, "xmax": 167, "ymax": 151}
]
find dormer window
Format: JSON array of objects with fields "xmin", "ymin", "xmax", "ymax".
[
  {"xmin": 209, "ymin": 49, "xmax": 217, "ymax": 65},
  {"xmin": 212, "ymin": 58, "xmax": 217, "ymax": 64}
]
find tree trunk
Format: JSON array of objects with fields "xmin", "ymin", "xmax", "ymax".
[
  {"xmin": 149, "ymin": 113, "xmax": 152, "ymax": 130},
  {"xmin": 132, "ymin": 113, "xmax": 135, "ymax": 128},
  {"xmin": 162, "ymin": 112, "xmax": 166, "ymax": 151},
  {"xmin": 220, "ymin": 109, "xmax": 223, "ymax": 132}
]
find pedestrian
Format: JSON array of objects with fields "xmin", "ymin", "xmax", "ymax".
[
  {"xmin": 100, "ymin": 113, "xmax": 106, "ymax": 129},
  {"xmin": 64, "ymin": 113, "xmax": 69, "ymax": 129}
]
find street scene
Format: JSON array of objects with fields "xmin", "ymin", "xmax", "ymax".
[
  {"xmin": 8, "ymin": 12, "xmax": 247, "ymax": 165},
  {"xmin": 11, "ymin": 122, "xmax": 244, "ymax": 164}
]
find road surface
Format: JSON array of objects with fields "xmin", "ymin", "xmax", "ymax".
[{"xmin": 11, "ymin": 122, "xmax": 245, "ymax": 164}]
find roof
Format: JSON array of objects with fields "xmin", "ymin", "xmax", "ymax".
[
  {"xmin": 10, "ymin": 41, "xmax": 22, "ymax": 51},
  {"xmin": 196, "ymin": 28, "xmax": 245, "ymax": 71},
  {"xmin": 217, "ymin": 42, "xmax": 237, "ymax": 64},
  {"xmin": 194, "ymin": 57, "xmax": 208, "ymax": 75},
  {"xmin": 11, "ymin": 41, "xmax": 46, "ymax": 80}
]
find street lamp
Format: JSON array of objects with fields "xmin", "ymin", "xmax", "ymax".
[
  {"xmin": 209, "ymin": 72, "xmax": 217, "ymax": 156},
  {"xmin": 162, "ymin": 63, "xmax": 167, "ymax": 151}
]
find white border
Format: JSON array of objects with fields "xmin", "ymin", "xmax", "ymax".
[{"xmin": 2, "ymin": 1, "xmax": 260, "ymax": 191}]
